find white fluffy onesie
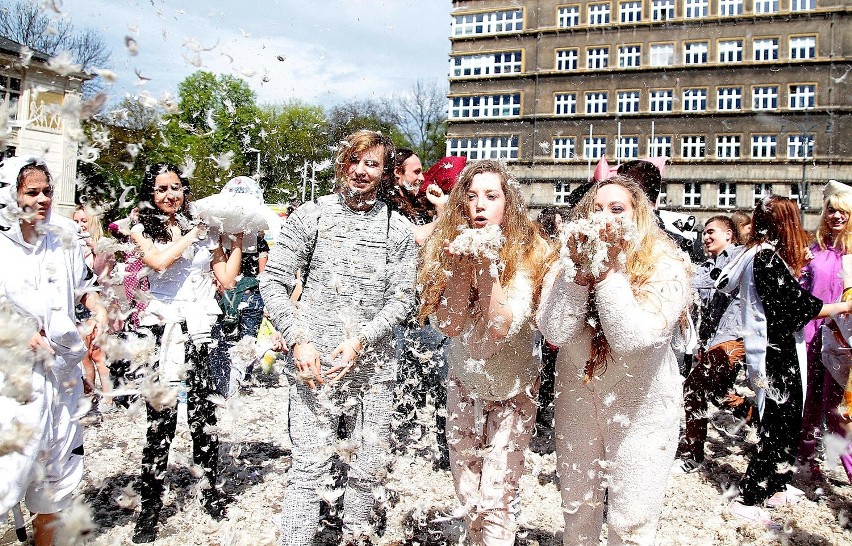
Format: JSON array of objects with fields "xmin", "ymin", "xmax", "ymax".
[{"xmin": 536, "ymin": 247, "xmax": 690, "ymax": 546}]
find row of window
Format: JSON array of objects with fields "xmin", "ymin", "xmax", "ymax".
[
  {"xmin": 677, "ymin": 182, "xmax": 796, "ymax": 208},
  {"xmin": 554, "ymin": 0, "xmax": 816, "ymax": 28},
  {"xmin": 446, "ymin": 133, "xmax": 815, "ymax": 162},
  {"xmin": 547, "ymin": 133, "xmax": 814, "ymax": 161},
  {"xmin": 555, "ymin": 37, "xmax": 817, "ymax": 70},
  {"xmin": 554, "ymin": 181, "xmax": 800, "ymax": 208},
  {"xmin": 447, "ymin": 84, "xmax": 816, "ymax": 120},
  {"xmin": 452, "ymin": 1, "xmax": 817, "ymax": 37},
  {"xmin": 450, "ymin": 35, "xmax": 818, "ymax": 78}
]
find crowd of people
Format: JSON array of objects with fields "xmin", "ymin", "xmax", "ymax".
[{"xmin": 1, "ymin": 129, "xmax": 851, "ymax": 545}]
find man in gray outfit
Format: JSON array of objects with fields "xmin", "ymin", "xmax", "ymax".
[{"xmin": 259, "ymin": 130, "xmax": 417, "ymax": 544}]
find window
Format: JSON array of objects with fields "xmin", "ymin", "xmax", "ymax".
[
  {"xmin": 751, "ymin": 134, "xmax": 777, "ymax": 158},
  {"xmin": 588, "ymin": 3, "xmax": 611, "ymax": 25},
  {"xmin": 790, "ymin": 36, "xmax": 816, "ymax": 60},
  {"xmin": 617, "ymin": 91, "xmax": 640, "ymax": 114},
  {"xmin": 554, "ymin": 93, "xmax": 577, "ymax": 115},
  {"xmin": 553, "ymin": 138, "xmax": 576, "ymax": 160},
  {"xmin": 650, "ymin": 43, "xmax": 674, "ymax": 66},
  {"xmin": 617, "ymin": 136, "xmax": 639, "ymax": 159},
  {"xmin": 787, "ymin": 134, "xmax": 814, "ymax": 159},
  {"xmin": 789, "ymin": 184, "xmax": 801, "ymax": 204},
  {"xmin": 683, "ymin": 88, "xmax": 707, "ymax": 112},
  {"xmin": 649, "ymin": 135, "xmax": 672, "ymax": 157},
  {"xmin": 618, "ymin": 45, "xmax": 641, "ymax": 68},
  {"xmin": 716, "ymin": 135, "xmax": 741, "ymax": 159},
  {"xmin": 681, "ymin": 135, "xmax": 706, "ymax": 159},
  {"xmin": 556, "ymin": 49, "xmax": 579, "ymax": 71},
  {"xmin": 652, "ymin": 0, "xmax": 675, "ymax": 21},
  {"xmin": 554, "ymin": 181, "xmax": 572, "ymax": 204},
  {"xmin": 753, "ymin": 183, "xmax": 772, "ymax": 205},
  {"xmin": 0, "ymin": 75, "xmax": 21, "ymax": 120},
  {"xmin": 447, "ymin": 136, "xmax": 519, "ymax": 160},
  {"xmin": 684, "ymin": 42, "xmax": 708, "ymax": 64},
  {"xmin": 790, "ymin": 0, "xmax": 816, "ymax": 11},
  {"xmin": 684, "ymin": 0, "xmax": 708, "ymax": 19},
  {"xmin": 683, "ymin": 182, "xmax": 702, "ymax": 207},
  {"xmin": 718, "ymin": 0, "xmax": 743, "ymax": 16},
  {"xmin": 718, "ymin": 40, "xmax": 743, "ymax": 63},
  {"xmin": 452, "ymin": 9, "xmax": 524, "ymax": 36},
  {"xmin": 557, "ymin": 5, "xmax": 580, "ymax": 27},
  {"xmin": 754, "ymin": 0, "xmax": 778, "ymax": 14},
  {"xmin": 752, "ymin": 86, "xmax": 779, "ymax": 110},
  {"xmin": 587, "ymin": 47, "xmax": 609, "ymax": 69},
  {"xmin": 620, "ymin": 1, "xmax": 642, "ymax": 22},
  {"xmin": 585, "ymin": 91, "xmax": 608, "ymax": 114},
  {"xmin": 584, "ymin": 136, "xmax": 607, "ymax": 159},
  {"xmin": 659, "ymin": 183, "xmax": 668, "ymax": 206},
  {"xmin": 449, "ymin": 94, "xmax": 521, "ymax": 120},
  {"xmin": 649, "ymin": 89, "xmax": 673, "ymax": 112},
  {"xmin": 753, "ymin": 38, "xmax": 779, "ymax": 61},
  {"xmin": 789, "ymin": 84, "xmax": 816, "ymax": 110},
  {"xmin": 451, "ymin": 51, "xmax": 523, "ymax": 77},
  {"xmin": 717, "ymin": 87, "xmax": 742, "ymax": 111},
  {"xmin": 718, "ymin": 183, "xmax": 737, "ymax": 208}
]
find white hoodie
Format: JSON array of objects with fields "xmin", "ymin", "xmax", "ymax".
[{"xmin": 0, "ymin": 156, "xmax": 93, "ymax": 378}]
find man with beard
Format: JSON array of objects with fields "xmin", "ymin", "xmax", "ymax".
[{"xmin": 260, "ymin": 130, "xmax": 417, "ymax": 545}]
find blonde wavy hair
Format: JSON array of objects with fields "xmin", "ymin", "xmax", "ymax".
[
  {"xmin": 816, "ymin": 192, "xmax": 852, "ymax": 255},
  {"xmin": 571, "ymin": 175, "xmax": 682, "ymax": 287},
  {"xmin": 571, "ymin": 175, "xmax": 689, "ymax": 379},
  {"xmin": 418, "ymin": 160, "xmax": 554, "ymax": 323}
]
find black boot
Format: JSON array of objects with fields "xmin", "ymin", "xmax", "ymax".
[
  {"xmin": 202, "ymin": 488, "xmax": 228, "ymax": 521},
  {"xmin": 132, "ymin": 499, "xmax": 161, "ymax": 543}
]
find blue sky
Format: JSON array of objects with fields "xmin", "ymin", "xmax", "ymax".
[{"xmin": 59, "ymin": 0, "xmax": 451, "ymax": 106}]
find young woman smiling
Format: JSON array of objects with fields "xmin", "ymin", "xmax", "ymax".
[{"xmin": 537, "ymin": 175, "xmax": 692, "ymax": 545}]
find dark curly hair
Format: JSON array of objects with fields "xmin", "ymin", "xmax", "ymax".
[{"xmin": 137, "ymin": 163, "xmax": 192, "ymax": 243}]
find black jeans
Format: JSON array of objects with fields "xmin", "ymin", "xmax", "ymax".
[{"xmin": 139, "ymin": 325, "xmax": 220, "ymax": 513}]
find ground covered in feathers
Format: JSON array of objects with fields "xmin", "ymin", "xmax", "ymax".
[{"xmin": 2, "ymin": 368, "xmax": 850, "ymax": 545}]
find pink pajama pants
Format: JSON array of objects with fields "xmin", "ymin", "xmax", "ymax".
[{"xmin": 446, "ymin": 375, "xmax": 538, "ymax": 546}]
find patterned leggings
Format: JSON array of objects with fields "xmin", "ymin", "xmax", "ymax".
[{"xmin": 280, "ymin": 373, "xmax": 395, "ymax": 545}]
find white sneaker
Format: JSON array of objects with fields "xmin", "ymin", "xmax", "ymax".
[
  {"xmin": 728, "ymin": 500, "xmax": 775, "ymax": 528},
  {"xmin": 764, "ymin": 485, "xmax": 805, "ymax": 508}
]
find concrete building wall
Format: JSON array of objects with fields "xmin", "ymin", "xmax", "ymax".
[{"xmin": 448, "ymin": 0, "xmax": 852, "ymax": 232}]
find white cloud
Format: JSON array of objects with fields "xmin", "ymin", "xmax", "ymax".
[{"xmin": 58, "ymin": 0, "xmax": 449, "ymax": 107}]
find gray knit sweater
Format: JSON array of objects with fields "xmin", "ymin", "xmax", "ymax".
[{"xmin": 259, "ymin": 193, "xmax": 417, "ymax": 366}]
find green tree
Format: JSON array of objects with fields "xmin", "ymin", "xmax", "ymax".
[
  {"xmin": 77, "ymin": 93, "xmax": 165, "ymax": 220},
  {"xmin": 159, "ymin": 71, "xmax": 263, "ymax": 198},
  {"xmin": 257, "ymin": 101, "xmax": 332, "ymax": 204}
]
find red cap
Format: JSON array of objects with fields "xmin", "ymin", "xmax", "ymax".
[{"xmin": 420, "ymin": 156, "xmax": 467, "ymax": 194}]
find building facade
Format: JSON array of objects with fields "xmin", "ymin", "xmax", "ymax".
[
  {"xmin": 447, "ymin": 0, "xmax": 851, "ymax": 230},
  {"xmin": 0, "ymin": 37, "xmax": 87, "ymax": 217}
]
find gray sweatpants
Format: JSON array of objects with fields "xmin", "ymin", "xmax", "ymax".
[{"xmin": 281, "ymin": 364, "xmax": 395, "ymax": 545}]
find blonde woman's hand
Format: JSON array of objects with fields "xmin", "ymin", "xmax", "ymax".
[
  {"xmin": 596, "ymin": 219, "xmax": 629, "ymax": 280},
  {"xmin": 443, "ymin": 239, "xmax": 475, "ymax": 279}
]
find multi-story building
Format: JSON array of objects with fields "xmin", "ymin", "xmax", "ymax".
[
  {"xmin": 0, "ymin": 36, "xmax": 87, "ymax": 217},
  {"xmin": 447, "ymin": 0, "xmax": 851, "ymax": 229}
]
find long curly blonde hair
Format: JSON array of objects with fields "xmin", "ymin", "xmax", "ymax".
[
  {"xmin": 571, "ymin": 175, "xmax": 689, "ymax": 379},
  {"xmin": 418, "ymin": 160, "xmax": 553, "ymax": 323}
]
